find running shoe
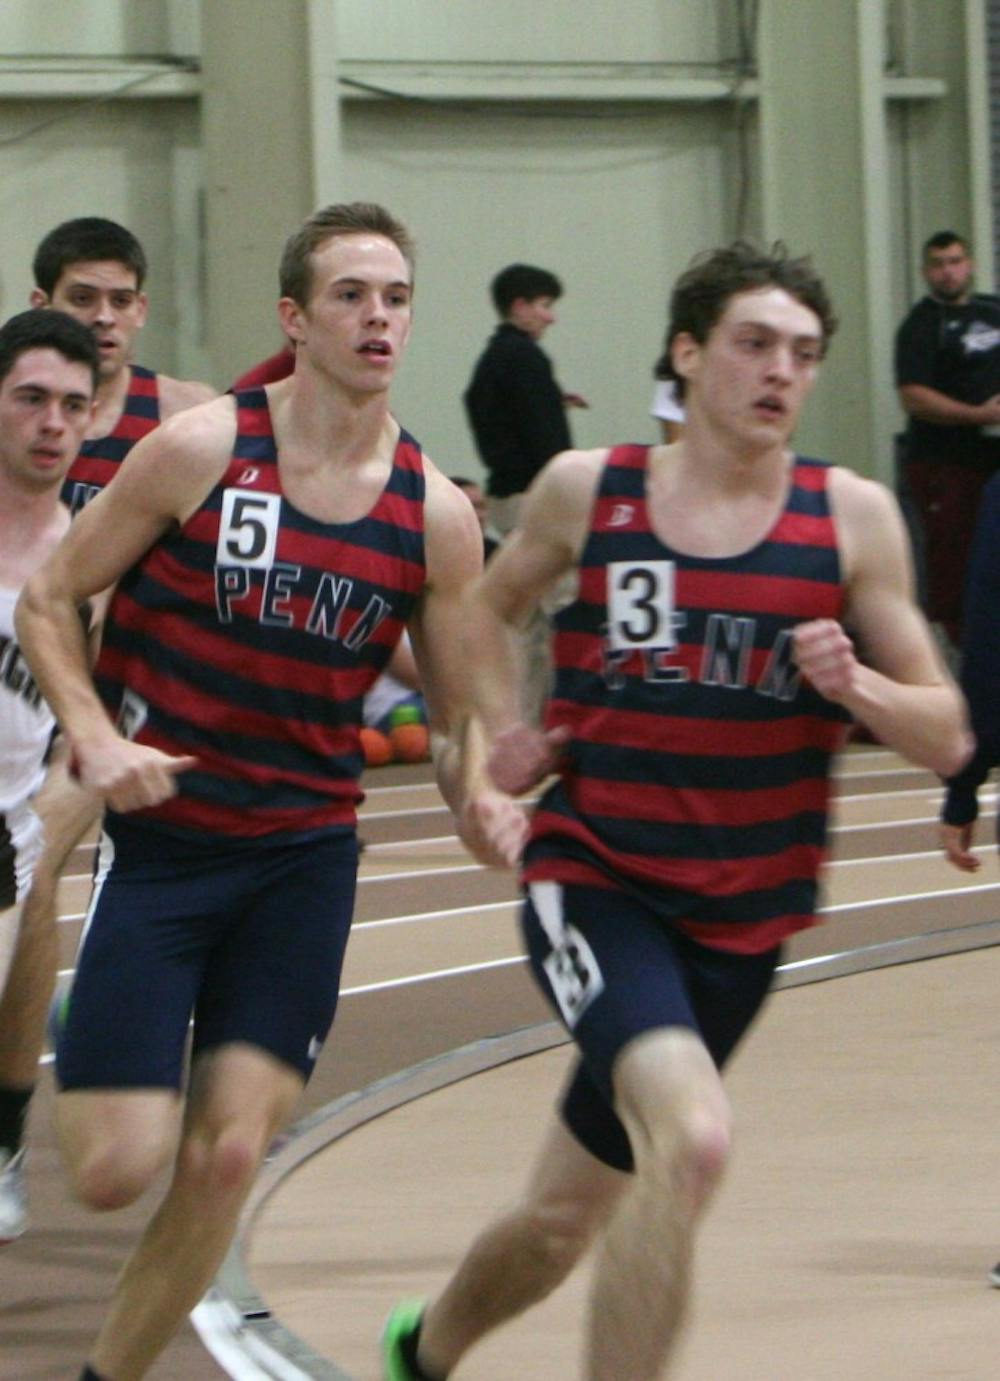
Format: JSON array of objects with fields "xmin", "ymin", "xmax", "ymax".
[
  {"xmin": 46, "ymin": 975, "xmax": 71, "ymax": 1054},
  {"xmin": 0, "ymin": 1148, "xmax": 27, "ymax": 1243},
  {"xmin": 989, "ymin": 1261, "xmax": 1000, "ymax": 1288},
  {"xmin": 382, "ymin": 1299, "xmax": 428, "ymax": 1381}
]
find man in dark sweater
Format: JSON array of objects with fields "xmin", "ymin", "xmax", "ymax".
[
  {"xmin": 464, "ymin": 263, "xmax": 586, "ymax": 720},
  {"xmin": 895, "ymin": 230, "xmax": 1000, "ymax": 648}
]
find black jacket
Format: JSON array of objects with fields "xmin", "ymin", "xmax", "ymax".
[{"xmin": 464, "ymin": 323, "xmax": 571, "ymax": 497}]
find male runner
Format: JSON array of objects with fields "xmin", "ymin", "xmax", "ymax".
[
  {"xmin": 0, "ymin": 221, "xmax": 219, "ymax": 1240},
  {"xmin": 0, "ymin": 309, "xmax": 98, "ymax": 1241},
  {"xmin": 18, "ymin": 201, "xmax": 522, "ymax": 1380},
  {"xmin": 385, "ymin": 241, "xmax": 970, "ymax": 1381}
]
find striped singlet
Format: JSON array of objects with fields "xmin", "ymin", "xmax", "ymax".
[
  {"xmin": 94, "ymin": 389, "xmax": 427, "ymax": 840},
  {"xmin": 61, "ymin": 364, "xmax": 161, "ymax": 515},
  {"xmin": 523, "ymin": 446, "xmax": 850, "ymax": 954}
]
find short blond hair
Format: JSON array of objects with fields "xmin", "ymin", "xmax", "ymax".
[{"xmin": 279, "ymin": 202, "xmax": 415, "ymax": 305}]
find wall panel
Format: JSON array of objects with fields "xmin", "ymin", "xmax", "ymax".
[
  {"xmin": 335, "ymin": 0, "xmax": 725, "ymax": 65},
  {"xmin": 337, "ymin": 100, "xmax": 734, "ymax": 473},
  {"xmin": 0, "ymin": 1, "xmax": 196, "ymax": 56},
  {"xmin": 0, "ymin": 98, "xmax": 206, "ymax": 380}
]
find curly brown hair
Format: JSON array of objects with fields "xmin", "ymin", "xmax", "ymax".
[{"xmin": 654, "ymin": 241, "xmax": 838, "ymax": 395}]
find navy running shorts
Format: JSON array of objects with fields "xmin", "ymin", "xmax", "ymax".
[
  {"xmin": 57, "ymin": 816, "xmax": 359, "ymax": 1091},
  {"xmin": 522, "ymin": 879, "xmax": 781, "ymax": 1171}
]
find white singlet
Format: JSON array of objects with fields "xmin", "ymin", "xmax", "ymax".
[{"xmin": 0, "ymin": 588, "xmax": 51, "ymax": 903}]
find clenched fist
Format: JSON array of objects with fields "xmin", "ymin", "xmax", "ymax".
[{"xmin": 792, "ymin": 619, "xmax": 858, "ymax": 703}]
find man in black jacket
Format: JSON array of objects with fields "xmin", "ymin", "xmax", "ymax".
[{"xmin": 464, "ymin": 263, "xmax": 586, "ymax": 721}]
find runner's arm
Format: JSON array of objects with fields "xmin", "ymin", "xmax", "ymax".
[
  {"xmin": 408, "ymin": 463, "xmax": 526, "ymax": 866},
  {"xmin": 15, "ymin": 400, "xmax": 236, "ymax": 807},
  {"xmin": 794, "ymin": 469, "xmax": 970, "ymax": 777}
]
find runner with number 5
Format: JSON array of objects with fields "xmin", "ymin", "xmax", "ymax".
[{"xmin": 16, "ymin": 202, "xmax": 523, "ymax": 1381}]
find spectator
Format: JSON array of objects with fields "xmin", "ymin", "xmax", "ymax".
[
  {"xmin": 895, "ymin": 230, "xmax": 1000, "ymax": 649},
  {"xmin": 464, "ymin": 263, "xmax": 587, "ymax": 720}
]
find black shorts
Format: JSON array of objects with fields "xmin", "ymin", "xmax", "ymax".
[
  {"xmin": 57, "ymin": 817, "xmax": 359, "ymax": 1091},
  {"xmin": 522, "ymin": 880, "xmax": 781, "ymax": 1171}
]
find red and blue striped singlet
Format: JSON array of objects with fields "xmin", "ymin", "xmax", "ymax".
[
  {"xmin": 61, "ymin": 364, "xmax": 161, "ymax": 516},
  {"xmin": 523, "ymin": 446, "xmax": 850, "ymax": 954},
  {"xmin": 94, "ymin": 389, "xmax": 427, "ymax": 839}
]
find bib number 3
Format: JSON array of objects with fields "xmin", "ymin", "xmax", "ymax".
[{"xmin": 607, "ymin": 559, "xmax": 677, "ymax": 650}]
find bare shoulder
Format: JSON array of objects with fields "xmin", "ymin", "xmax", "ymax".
[
  {"xmin": 422, "ymin": 453, "xmax": 478, "ymax": 519},
  {"xmin": 111, "ymin": 393, "xmax": 238, "ymax": 517},
  {"xmin": 420, "ymin": 455, "xmax": 484, "ymax": 583},
  {"xmin": 142, "ymin": 391, "xmax": 236, "ymax": 459},
  {"xmin": 158, "ymin": 373, "xmax": 219, "ymax": 420},
  {"xmin": 828, "ymin": 465, "xmax": 909, "ymax": 584},
  {"xmin": 827, "ymin": 465, "xmax": 898, "ymax": 527},
  {"xmin": 522, "ymin": 446, "xmax": 609, "ymax": 542},
  {"xmin": 539, "ymin": 446, "xmax": 609, "ymax": 498}
]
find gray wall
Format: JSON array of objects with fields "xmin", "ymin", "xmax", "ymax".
[
  {"xmin": 0, "ymin": 1, "xmax": 205, "ymax": 377},
  {"xmin": 0, "ymin": 0, "xmax": 992, "ymax": 482}
]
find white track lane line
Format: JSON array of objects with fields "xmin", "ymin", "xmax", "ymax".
[{"xmin": 832, "ymin": 845, "xmax": 996, "ymax": 868}]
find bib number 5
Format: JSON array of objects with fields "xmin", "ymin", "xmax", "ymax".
[{"xmin": 216, "ymin": 489, "xmax": 281, "ymax": 569}]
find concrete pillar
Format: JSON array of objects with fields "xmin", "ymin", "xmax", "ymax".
[
  {"xmin": 757, "ymin": 0, "xmax": 894, "ymax": 481},
  {"xmin": 964, "ymin": 0, "xmax": 994, "ymax": 291},
  {"xmin": 200, "ymin": 0, "xmax": 342, "ymax": 383}
]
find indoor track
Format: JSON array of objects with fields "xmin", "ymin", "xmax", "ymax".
[{"xmin": 4, "ymin": 744, "xmax": 998, "ymax": 1379}]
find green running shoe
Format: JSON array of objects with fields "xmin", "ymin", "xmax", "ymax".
[
  {"xmin": 46, "ymin": 976, "xmax": 72, "ymax": 1054},
  {"xmin": 382, "ymin": 1299, "xmax": 428, "ymax": 1381}
]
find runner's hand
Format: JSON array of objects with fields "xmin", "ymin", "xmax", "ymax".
[
  {"xmin": 488, "ymin": 723, "xmax": 571, "ymax": 795},
  {"xmin": 459, "ymin": 788, "xmax": 529, "ymax": 868},
  {"xmin": 71, "ymin": 738, "xmax": 197, "ymax": 813},
  {"xmin": 792, "ymin": 619, "xmax": 858, "ymax": 703},
  {"xmin": 940, "ymin": 821, "xmax": 980, "ymax": 872}
]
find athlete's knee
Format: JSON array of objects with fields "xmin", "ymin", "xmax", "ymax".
[
  {"xmin": 59, "ymin": 1094, "xmax": 178, "ymax": 1211},
  {"xmin": 673, "ymin": 1104, "xmax": 731, "ymax": 1199},
  {"xmin": 614, "ymin": 1033, "xmax": 732, "ymax": 1208},
  {"xmin": 630, "ymin": 1099, "xmax": 731, "ymax": 1210},
  {"xmin": 68, "ymin": 1137, "xmax": 168, "ymax": 1211},
  {"xmin": 176, "ymin": 1116, "xmax": 271, "ymax": 1200}
]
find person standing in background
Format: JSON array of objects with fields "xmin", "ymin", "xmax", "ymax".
[
  {"xmin": 895, "ymin": 230, "xmax": 1000, "ymax": 650},
  {"xmin": 649, "ymin": 334, "xmax": 687, "ymax": 444},
  {"xmin": 464, "ymin": 263, "xmax": 587, "ymax": 721}
]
